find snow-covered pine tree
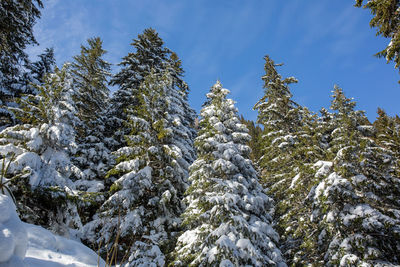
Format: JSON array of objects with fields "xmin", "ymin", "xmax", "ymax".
[
  {"xmin": 239, "ymin": 115, "xmax": 263, "ymax": 166},
  {"xmin": 71, "ymin": 37, "xmax": 111, "ymax": 125},
  {"xmin": 83, "ymin": 69, "xmax": 195, "ymax": 266},
  {"xmin": 109, "ymin": 28, "xmax": 191, "ymax": 148},
  {"xmin": 374, "ymin": 108, "xmax": 400, "ymax": 177},
  {"xmin": 68, "ymin": 37, "xmax": 113, "ymax": 225},
  {"xmin": 253, "ymin": 56, "xmax": 322, "ymax": 263},
  {"xmin": 171, "ymin": 81, "xmax": 286, "ymax": 267},
  {"xmin": 253, "ymin": 55, "xmax": 301, "ymax": 191},
  {"xmin": 26, "ymin": 47, "xmax": 56, "ymax": 86},
  {"xmin": 70, "ymin": 37, "xmax": 112, "ymax": 182},
  {"xmin": 0, "ymin": 64, "xmax": 84, "ymax": 237},
  {"xmin": 18, "ymin": 47, "xmax": 56, "ymax": 100},
  {"xmin": 0, "ymin": 0, "xmax": 43, "ymax": 127},
  {"xmin": 309, "ymin": 86, "xmax": 400, "ymax": 266}
]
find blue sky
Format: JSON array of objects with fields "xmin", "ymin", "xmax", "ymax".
[{"xmin": 27, "ymin": 0, "xmax": 399, "ymax": 122}]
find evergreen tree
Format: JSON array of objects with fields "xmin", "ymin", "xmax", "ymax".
[
  {"xmin": 374, "ymin": 108, "xmax": 400, "ymax": 176},
  {"xmin": 239, "ymin": 115, "xmax": 263, "ymax": 165},
  {"xmin": 69, "ymin": 37, "xmax": 114, "ymax": 225},
  {"xmin": 109, "ymin": 28, "xmax": 190, "ymax": 147},
  {"xmin": 253, "ymin": 55, "xmax": 302, "ymax": 191},
  {"xmin": 0, "ymin": 64, "xmax": 84, "ymax": 237},
  {"xmin": 0, "ymin": 0, "xmax": 43, "ymax": 126},
  {"xmin": 253, "ymin": 56, "xmax": 334, "ymax": 264},
  {"xmin": 71, "ymin": 37, "xmax": 111, "ymax": 124},
  {"xmin": 83, "ymin": 70, "xmax": 195, "ymax": 266},
  {"xmin": 26, "ymin": 47, "xmax": 56, "ymax": 85},
  {"xmin": 19, "ymin": 47, "xmax": 56, "ymax": 96},
  {"xmin": 355, "ymin": 0, "xmax": 400, "ymax": 80},
  {"xmin": 70, "ymin": 36, "xmax": 112, "ymax": 179},
  {"xmin": 309, "ymin": 86, "xmax": 400, "ymax": 265},
  {"xmin": 171, "ymin": 81, "xmax": 286, "ymax": 266}
]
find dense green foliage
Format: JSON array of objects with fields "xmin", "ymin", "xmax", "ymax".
[
  {"xmin": 0, "ymin": 0, "xmax": 43, "ymax": 126},
  {"xmin": 253, "ymin": 55, "xmax": 400, "ymax": 266},
  {"xmin": 0, "ymin": 2, "xmax": 399, "ymax": 265},
  {"xmin": 355, "ymin": 0, "xmax": 400, "ymax": 80}
]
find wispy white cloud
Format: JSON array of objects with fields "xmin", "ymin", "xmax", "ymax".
[
  {"xmin": 27, "ymin": 0, "xmax": 96, "ymax": 65},
  {"xmin": 23, "ymin": 0, "xmax": 399, "ymax": 120}
]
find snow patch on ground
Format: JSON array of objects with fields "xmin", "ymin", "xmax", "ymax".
[
  {"xmin": 24, "ymin": 223, "xmax": 105, "ymax": 267},
  {"xmin": 0, "ymin": 195, "xmax": 27, "ymax": 267},
  {"xmin": 0, "ymin": 194, "xmax": 105, "ymax": 267}
]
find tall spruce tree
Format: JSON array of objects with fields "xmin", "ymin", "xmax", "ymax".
[
  {"xmin": 71, "ymin": 37, "xmax": 111, "ymax": 124},
  {"xmin": 69, "ymin": 37, "xmax": 113, "ymax": 225},
  {"xmin": 0, "ymin": 64, "xmax": 84, "ymax": 237},
  {"xmin": 70, "ymin": 36, "xmax": 112, "ymax": 176},
  {"xmin": 0, "ymin": 0, "xmax": 43, "ymax": 126},
  {"xmin": 83, "ymin": 69, "xmax": 195, "ymax": 266},
  {"xmin": 253, "ymin": 55, "xmax": 302, "ymax": 190},
  {"xmin": 254, "ymin": 56, "xmax": 330, "ymax": 264},
  {"xmin": 171, "ymin": 81, "xmax": 286, "ymax": 266},
  {"xmin": 253, "ymin": 55, "xmax": 308, "ymax": 214},
  {"xmin": 308, "ymin": 86, "xmax": 400, "ymax": 265}
]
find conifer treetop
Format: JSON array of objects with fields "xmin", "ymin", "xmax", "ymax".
[
  {"xmin": 254, "ymin": 55, "xmax": 300, "ymax": 133},
  {"xmin": 111, "ymin": 28, "xmax": 187, "ymax": 94},
  {"xmin": 330, "ymin": 85, "xmax": 356, "ymax": 116},
  {"xmin": 71, "ymin": 36, "xmax": 111, "ymax": 123}
]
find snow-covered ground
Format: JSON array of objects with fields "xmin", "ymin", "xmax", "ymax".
[
  {"xmin": 23, "ymin": 223, "xmax": 105, "ymax": 267},
  {"xmin": 0, "ymin": 194, "xmax": 105, "ymax": 267}
]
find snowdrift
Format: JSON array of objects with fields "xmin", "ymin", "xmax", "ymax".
[{"xmin": 0, "ymin": 194, "xmax": 105, "ymax": 267}]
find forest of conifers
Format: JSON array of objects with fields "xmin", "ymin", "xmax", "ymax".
[{"xmin": 1, "ymin": 1, "xmax": 400, "ymax": 266}]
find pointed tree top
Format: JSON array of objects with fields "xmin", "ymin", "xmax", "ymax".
[
  {"xmin": 213, "ymin": 79, "xmax": 222, "ymax": 89},
  {"xmin": 330, "ymin": 85, "xmax": 356, "ymax": 115},
  {"xmin": 132, "ymin": 27, "xmax": 164, "ymax": 49},
  {"xmin": 208, "ymin": 80, "xmax": 230, "ymax": 99}
]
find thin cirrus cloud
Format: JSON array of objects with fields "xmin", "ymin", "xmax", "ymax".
[{"xmin": 27, "ymin": 0, "xmax": 96, "ymax": 64}]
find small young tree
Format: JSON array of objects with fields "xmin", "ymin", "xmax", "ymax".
[
  {"xmin": 171, "ymin": 81, "xmax": 286, "ymax": 266},
  {"xmin": 26, "ymin": 47, "xmax": 56, "ymax": 85},
  {"xmin": 0, "ymin": 64, "xmax": 84, "ymax": 237},
  {"xmin": 17, "ymin": 47, "xmax": 56, "ymax": 99}
]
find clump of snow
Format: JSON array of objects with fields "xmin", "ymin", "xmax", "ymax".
[
  {"xmin": 289, "ymin": 173, "xmax": 301, "ymax": 189},
  {"xmin": 313, "ymin": 161, "xmax": 333, "ymax": 177}
]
